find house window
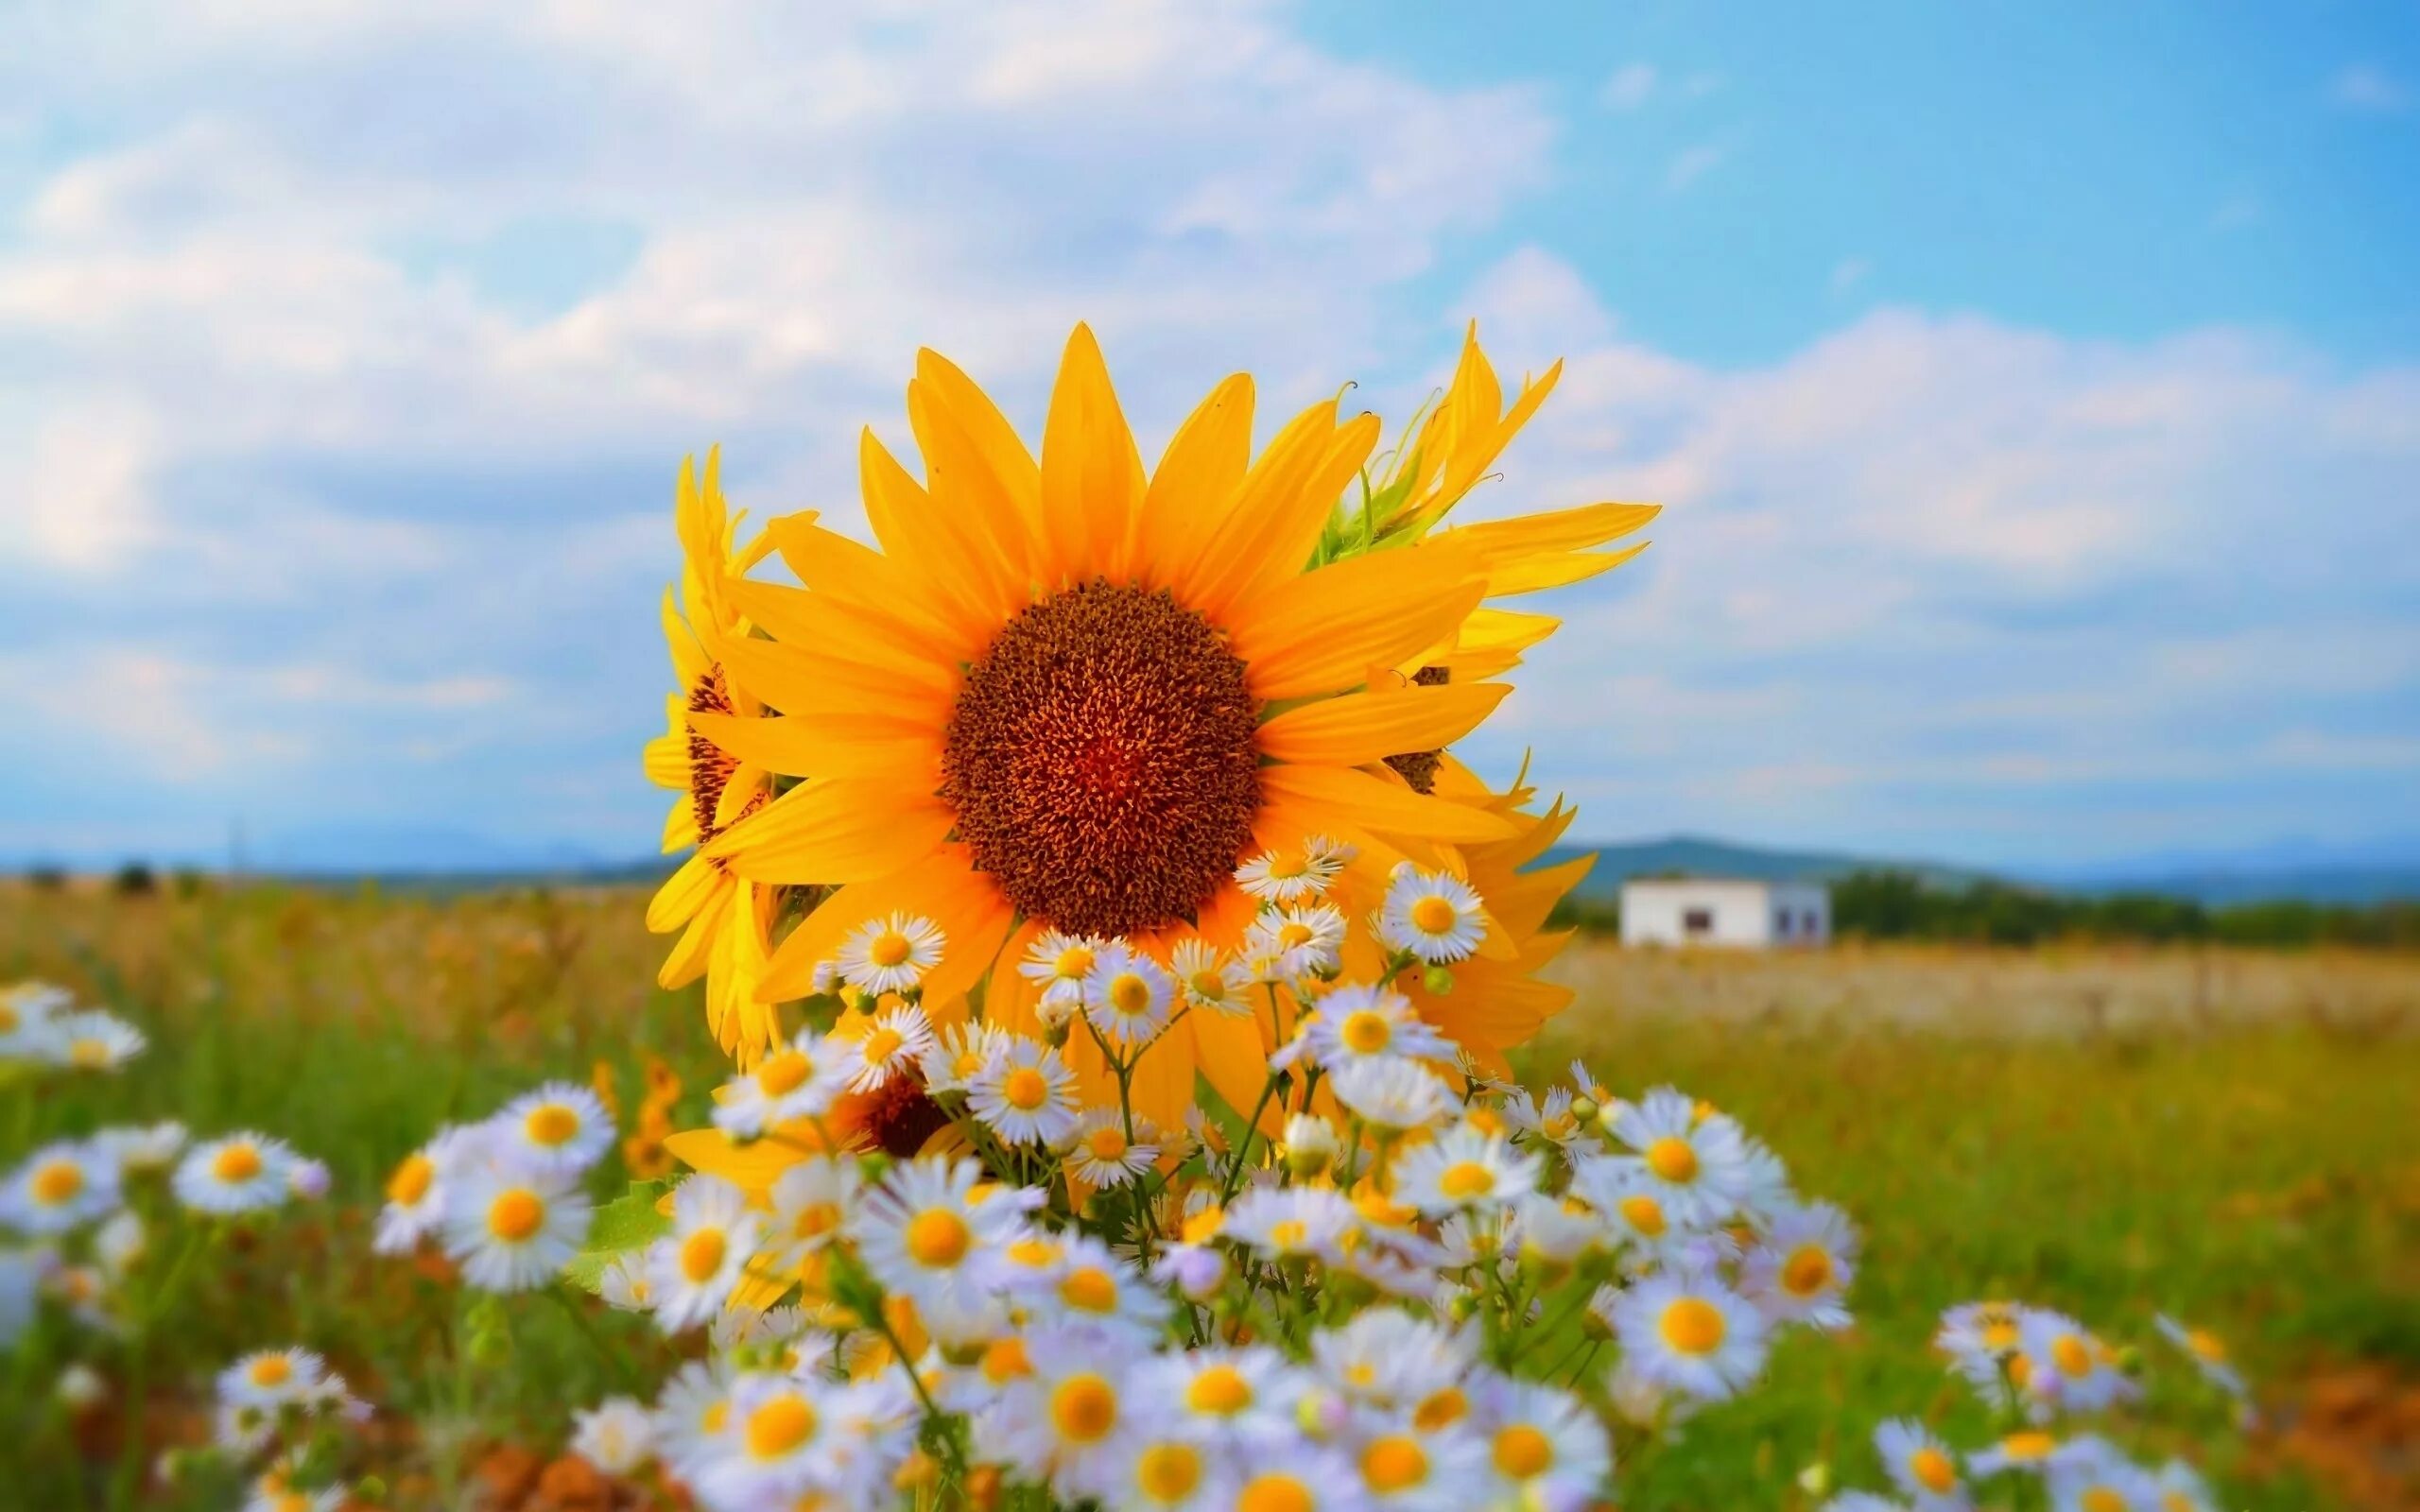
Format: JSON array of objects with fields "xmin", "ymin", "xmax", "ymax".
[
  {"xmin": 1773, "ymin": 910, "xmax": 1791, "ymax": 937},
  {"xmin": 1683, "ymin": 907, "xmax": 1714, "ymax": 937},
  {"xmin": 1802, "ymin": 911, "xmax": 1820, "ymax": 936}
]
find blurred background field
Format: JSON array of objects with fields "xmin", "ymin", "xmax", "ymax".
[{"xmin": 6, "ymin": 880, "xmax": 2416, "ymax": 1510}]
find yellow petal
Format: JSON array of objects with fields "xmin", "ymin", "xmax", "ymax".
[
  {"xmin": 1255, "ymin": 681, "xmax": 1510, "ymax": 766},
  {"xmin": 1038, "ymin": 323, "xmax": 1146, "ymax": 584},
  {"xmin": 687, "ymin": 709, "xmax": 942, "ymax": 783},
  {"xmin": 1227, "ymin": 547, "xmax": 1484, "ymax": 701},
  {"xmin": 706, "ymin": 778, "xmax": 953, "ymax": 886},
  {"xmin": 1485, "ymin": 541, "xmax": 1651, "ymax": 596},
  {"xmin": 1132, "ymin": 373, "xmax": 1253, "ymax": 588},
  {"xmin": 1259, "ymin": 765, "xmax": 1519, "ymax": 843}
]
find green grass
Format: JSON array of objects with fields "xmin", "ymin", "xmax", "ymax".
[{"xmin": 5, "ymin": 885, "xmax": 2412, "ymax": 1509}]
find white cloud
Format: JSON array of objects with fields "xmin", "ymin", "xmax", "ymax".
[
  {"xmin": 1829, "ymin": 257, "xmax": 1873, "ymax": 295},
  {"xmin": 2328, "ymin": 63, "xmax": 2409, "ymax": 114},
  {"xmin": 1599, "ymin": 63, "xmax": 1656, "ymax": 111}
]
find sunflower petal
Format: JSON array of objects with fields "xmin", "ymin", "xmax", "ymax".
[
  {"xmin": 706, "ymin": 778, "xmax": 953, "ymax": 885},
  {"xmin": 1133, "ymin": 372, "xmax": 1253, "ymax": 588},
  {"xmin": 1227, "ymin": 548, "xmax": 1485, "ymax": 700},
  {"xmin": 1039, "ymin": 323, "xmax": 1147, "ymax": 583},
  {"xmin": 1255, "ymin": 681, "xmax": 1511, "ymax": 766},
  {"xmin": 1259, "ymin": 765, "xmax": 1519, "ymax": 842}
]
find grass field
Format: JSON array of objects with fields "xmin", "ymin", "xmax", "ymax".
[{"xmin": 6, "ymin": 883, "xmax": 2415, "ymax": 1509}]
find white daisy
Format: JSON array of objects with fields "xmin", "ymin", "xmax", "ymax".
[
  {"xmin": 1220, "ymin": 1442, "xmax": 1377, "ymax": 1512},
  {"xmin": 694, "ymin": 1371, "xmax": 847, "ymax": 1508},
  {"xmin": 1605, "ymin": 1087, "xmax": 1755, "ymax": 1228},
  {"xmin": 2048, "ymin": 1446, "xmax": 2160, "ymax": 1512},
  {"xmin": 919, "ymin": 1021, "xmax": 1011, "ymax": 1095},
  {"xmin": 1081, "ymin": 939, "xmax": 1175, "ymax": 1045},
  {"xmin": 1013, "ymin": 1233, "xmax": 1171, "ymax": 1342},
  {"xmin": 848, "ymin": 1156, "xmax": 1014, "ymax": 1314},
  {"xmin": 0, "ymin": 982, "xmax": 69, "ymax": 1058},
  {"xmin": 1138, "ymin": 1345, "xmax": 1309, "ymax": 1450},
  {"xmin": 1825, "ymin": 1496, "xmax": 1911, "ymax": 1512},
  {"xmin": 839, "ymin": 1002, "xmax": 936, "ymax": 1095},
  {"xmin": 597, "ymin": 1250, "xmax": 656, "ymax": 1313},
  {"xmin": 1504, "ymin": 1086, "xmax": 1586, "ymax": 1147},
  {"xmin": 1063, "ymin": 1108, "xmax": 1160, "ymax": 1188},
  {"xmin": 978, "ymin": 1327, "xmax": 1166, "ymax": 1488},
  {"xmin": 1967, "ymin": 1430, "xmax": 2066, "ymax": 1479},
  {"xmin": 1225, "ymin": 1185, "xmax": 1358, "ymax": 1264},
  {"xmin": 373, "ymin": 1139, "xmax": 450, "ymax": 1255},
  {"xmin": 1876, "ymin": 1417, "xmax": 1966, "ymax": 1507},
  {"xmin": 1, "ymin": 1246, "xmax": 54, "ymax": 1346},
  {"xmin": 218, "ymin": 1348, "xmax": 327, "ymax": 1410},
  {"xmin": 1310, "ymin": 1309, "xmax": 1474, "ymax": 1412},
  {"xmin": 1234, "ymin": 835, "xmax": 1353, "ymax": 903},
  {"xmin": 1085, "ymin": 1428, "xmax": 1224, "ymax": 1511},
  {"xmin": 1374, "ymin": 864, "xmax": 1486, "ymax": 964},
  {"xmin": 571, "ymin": 1395, "xmax": 657, "ymax": 1474},
  {"xmin": 213, "ymin": 1399, "xmax": 277, "ymax": 1459},
  {"xmin": 2153, "ymin": 1314, "xmax": 2246, "ymax": 1398},
  {"xmin": 95, "ymin": 1121, "xmax": 188, "ymax": 1176},
  {"xmin": 1471, "ymin": 1376, "xmax": 1614, "ymax": 1512},
  {"xmin": 2152, "ymin": 1459, "xmax": 2216, "ymax": 1512},
  {"xmin": 2, "ymin": 1140, "xmax": 121, "ymax": 1234},
  {"xmin": 173, "ymin": 1133, "xmax": 298, "ymax": 1217},
  {"xmin": 1743, "ymin": 1200, "xmax": 1858, "ymax": 1330},
  {"xmin": 1019, "ymin": 929, "xmax": 1105, "ymax": 1014},
  {"xmin": 1170, "ymin": 937, "xmax": 1254, "ymax": 1018},
  {"xmin": 1391, "ymin": 1125, "xmax": 1542, "ymax": 1216},
  {"xmin": 1328, "ymin": 1057, "xmax": 1458, "ymax": 1132},
  {"xmin": 1351, "ymin": 1422, "xmax": 1491, "ymax": 1512},
  {"xmin": 647, "ymin": 1175, "xmax": 762, "ymax": 1332},
  {"xmin": 1246, "ymin": 902, "xmax": 1349, "ymax": 979},
  {"xmin": 835, "ymin": 910, "xmax": 945, "ymax": 998},
  {"xmin": 1507, "ymin": 1192, "xmax": 1608, "ymax": 1265},
  {"xmin": 497, "ymin": 1081, "xmax": 615, "ymax": 1175},
  {"xmin": 1285, "ymin": 982, "xmax": 1457, "ymax": 1075},
  {"xmin": 651, "ymin": 1359, "xmax": 737, "ymax": 1483},
  {"xmin": 45, "ymin": 1010, "xmax": 146, "ymax": 1073},
  {"xmin": 1610, "ymin": 1269, "xmax": 1771, "ymax": 1401},
  {"xmin": 1280, "ymin": 1113, "xmax": 1343, "ymax": 1177},
  {"xmin": 2020, "ymin": 1310, "xmax": 2135, "ymax": 1414},
  {"xmin": 712, "ymin": 1029, "xmax": 853, "ymax": 1137},
  {"xmin": 441, "ymin": 1165, "xmax": 590, "ymax": 1293},
  {"xmin": 93, "ymin": 1211, "xmax": 146, "ymax": 1280},
  {"xmin": 966, "ymin": 1038, "xmax": 1080, "ymax": 1148},
  {"xmin": 761, "ymin": 1156, "xmax": 861, "ymax": 1276}
]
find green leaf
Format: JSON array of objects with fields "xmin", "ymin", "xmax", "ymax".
[{"xmin": 562, "ymin": 1177, "xmax": 674, "ymax": 1293}]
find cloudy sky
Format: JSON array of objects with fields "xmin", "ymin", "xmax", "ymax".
[{"xmin": 3, "ymin": 0, "xmax": 2414, "ymax": 872}]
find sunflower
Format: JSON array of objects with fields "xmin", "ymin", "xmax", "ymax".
[
  {"xmin": 686, "ymin": 324, "xmax": 1648, "ymax": 1122},
  {"xmin": 642, "ymin": 449, "xmax": 790, "ymax": 1061}
]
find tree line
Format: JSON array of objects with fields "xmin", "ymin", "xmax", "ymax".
[{"xmin": 1549, "ymin": 869, "xmax": 2420, "ymax": 949}]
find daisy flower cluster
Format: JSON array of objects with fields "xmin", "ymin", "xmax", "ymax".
[
  {"xmin": 396, "ymin": 843, "xmax": 1896, "ymax": 1511},
  {"xmin": 199, "ymin": 1345, "xmax": 373, "ymax": 1510},
  {"xmin": 1819, "ymin": 1298, "xmax": 2254, "ymax": 1512},
  {"xmin": 0, "ymin": 979, "xmax": 148, "ymax": 1074},
  {"xmin": 370, "ymin": 1079, "xmax": 615, "ymax": 1290}
]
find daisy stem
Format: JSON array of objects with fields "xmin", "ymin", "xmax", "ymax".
[
  {"xmin": 1216, "ymin": 1071, "xmax": 1284, "ymax": 1208},
  {"xmin": 547, "ymin": 1284, "xmax": 638, "ymax": 1394}
]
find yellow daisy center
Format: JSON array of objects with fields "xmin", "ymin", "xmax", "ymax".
[
  {"xmin": 1188, "ymin": 970, "xmax": 1228, "ymax": 1001},
  {"xmin": 1186, "ymin": 1365, "xmax": 1253, "ymax": 1415},
  {"xmin": 213, "ymin": 1143, "xmax": 264, "ymax": 1183},
  {"xmin": 1340, "ymin": 1011, "xmax": 1392, "ymax": 1055},
  {"xmin": 30, "ymin": 1160, "xmax": 83, "ymax": 1205},
  {"xmin": 1007, "ymin": 1236, "xmax": 1062, "ymax": 1268},
  {"xmin": 2051, "ymin": 1332, "xmax": 2095, "ymax": 1377},
  {"xmin": 942, "ymin": 580, "xmax": 1260, "ymax": 938},
  {"xmin": 861, "ymin": 1027, "xmax": 905, "ymax": 1065},
  {"xmin": 1277, "ymin": 922, "xmax": 1314, "ymax": 951},
  {"xmin": 2187, "ymin": 1328, "xmax": 2226, "ymax": 1362},
  {"xmin": 487, "ymin": 1190, "xmax": 544, "ymax": 1242},
  {"xmin": 1236, "ymin": 1474, "xmax": 1315, "ymax": 1512},
  {"xmin": 2000, "ymin": 1432, "xmax": 2056, "ymax": 1462},
  {"xmin": 1061, "ymin": 1266, "xmax": 1118, "ymax": 1314},
  {"xmin": 1413, "ymin": 1385, "xmax": 1468, "ymax": 1431},
  {"xmin": 526, "ymin": 1105, "xmax": 581, "ymax": 1146},
  {"xmin": 387, "ymin": 1153, "xmax": 434, "ymax": 1206},
  {"xmin": 1910, "ymin": 1447, "xmax": 1957, "ymax": 1495},
  {"xmin": 1439, "ymin": 1160, "xmax": 1496, "ymax": 1200},
  {"xmin": 1054, "ymin": 946, "xmax": 1096, "ymax": 978},
  {"xmin": 1136, "ymin": 1442, "xmax": 1203, "ymax": 1502},
  {"xmin": 249, "ymin": 1356, "xmax": 292, "ymax": 1387},
  {"xmin": 745, "ymin": 1394, "xmax": 817, "ymax": 1459},
  {"xmin": 1619, "ymin": 1194, "xmax": 1668, "ymax": 1237},
  {"xmin": 869, "ymin": 932, "xmax": 912, "ymax": 969},
  {"xmin": 981, "ymin": 1335, "xmax": 1031, "ymax": 1383},
  {"xmin": 792, "ymin": 1202, "xmax": 842, "ymax": 1241},
  {"xmin": 1659, "ymin": 1297, "xmax": 1727, "ymax": 1355},
  {"xmin": 2080, "ymin": 1488, "xmax": 2128, "ymax": 1512},
  {"xmin": 757, "ymin": 1051, "xmax": 813, "ymax": 1096},
  {"xmin": 1109, "ymin": 973, "xmax": 1152, "ymax": 1017},
  {"xmin": 1493, "ymin": 1423, "xmax": 1555, "ymax": 1479},
  {"xmin": 1085, "ymin": 1126, "xmax": 1129, "ymax": 1161},
  {"xmin": 1269, "ymin": 1219, "xmax": 1308, "ymax": 1250},
  {"xmin": 680, "ymin": 1228, "xmax": 728, "ymax": 1283},
  {"xmin": 905, "ymin": 1209, "xmax": 971, "ymax": 1267},
  {"xmin": 1049, "ymin": 1375, "xmax": 1119, "ymax": 1443},
  {"xmin": 1781, "ymin": 1244, "xmax": 1835, "ymax": 1297},
  {"xmin": 1644, "ymin": 1136, "xmax": 1698, "ymax": 1183},
  {"xmin": 1982, "ymin": 1320, "xmax": 2020, "ymax": 1351},
  {"xmin": 68, "ymin": 1039, "xmax": 110, "ymax": 1068},
  {"xmin": 1361, "ymin": 1435, "xmax": 1428, "ymax": 1492},
  {"xmin": 1409, "ymin": 896, "xmax": 1459, "ymax": 934},
  {"xmin": 1002, "ymin": 1066, "xmax": 1050, "ymax": 1111}
]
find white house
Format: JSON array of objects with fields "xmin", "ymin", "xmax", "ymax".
[{"xmin": 1618, "ymin": 878, "xmax": 1832, "ymax": 949}]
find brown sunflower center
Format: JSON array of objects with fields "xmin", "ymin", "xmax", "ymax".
[
  {"xmin": 686, "ymin": 666, "xmax": 742, "ymax": 840},
  {"xmin": 1382, "ymin": 664, "xmax": 1452, "ymax": 794},
  {"xmin": 942, "ymin": 579, "xmax": 1260, "ymax": 938}
]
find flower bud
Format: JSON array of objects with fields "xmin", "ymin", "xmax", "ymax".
[
  {"xmin": 1421, "ymin": 964, "xmax": 1456, "ymax": 996},
  {"xmin": 1569, "ymin": 1095, "xmax": 1599, "ymax": 1126},
  {"xmin": 1796, "ymin": 1462, "xmax": 1833, "ymax": 1497}
]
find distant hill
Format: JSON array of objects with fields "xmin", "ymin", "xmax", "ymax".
[{"xmin": 1546, "ymin": 834, "xmax": 2418, "ymax": 907}]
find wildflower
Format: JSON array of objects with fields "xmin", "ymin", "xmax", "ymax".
[
  {"xmin": 1610, "ymin": 1269, "xmax": 1771, "ymax": 1401},
  {"xmin": 836, "ymin": 910, "xmax": 946, "ymax": 997},
  {"xmin": 647, "ymin": 1176, "xmax": 763, "ymax": 1332},
  {"xmin": 1354, "ymin": 1422, "xmax": 1492, "ymax": 1512},
  {"xmin": 1281, "ymin": 1112, "xmax": 1343, "ymax": 1177},
  {"xmin": 45, "ymin": 1010, "xmax": 146, "ymax": 1072},
  {"xmin": 1139, "ymin": 1346, "xmax": 1309, "ymax": 1449},
  {"xmin": 218, "ymin": 1349, "xmax": 328, "ymax": 1410},
  {"xmin": 1505, "ymin": 1086, "xmax": 1585, "ymax": 1147},
  {"xmin": 1171, "ymin": 937, "xmax": 1253, "ymax": 1017},
  {"xmin": 56, "ymin": 1362, "xmax": 109, "ymax": 1409},
  {"xmin": 1226, "ymin": 1185, "xmax": 1357, "ymax": 1264},
  {"xmin": 1743, "ymin": 1200, "xmax": 1858, "ymax": 1330},
  {"xmin": 920, "ymin": 1021, "xmax": 1011, "ymax": 1094},
  {"xmin": 94, "ymin": 1211, "xmax": 146, "ymax": 1280},
  {"xmin": 2, "ymin": 1140, "xmax": 122, "ymax": 1234},
  {"xmin": 839, "ymin": 1002, "xmax": 936, "ymax": 1096},
  {"xmin": 441, "ymin": 1165, "xmax": 591, "ymax": 1293},
  {"xmin": 1015, "ymin": 1234, "xmax": 1172, "ymax": 1342},
  {"xmin": 372, "ymin": 1134, "xmax": 458, "ymax": 1255},
  {"xmin": 1309, "ymin": 1309, "xmax": 1474, "ymax": 1411},
  {"xmin": 96, "ymin": 1121, "xmax": 187, "ymax": 1175},
  {"xmin": 651, "ymin": 1359, "xmax": 738, "ymax": 1483},
  {"xmin": 1375, "ymin": 864, "xmax": 1486, "ymax": 964},
  {"xmin": 713, "ymin": 1028, "xmax": 852, "ymax": 1137},
  {"xmin": 1082, "ymin": 939, "xmax": 1176, "ymax": 1043},
  {"xmin": 2020, "ymin": 1310, "xmax": 2135, "ymax": 1414},
  {"xmin": 1472, "ymin": 1376, "xmax": 1615, "ymax": 1512},
  {"xmin": 0, "ymin": 982, "xmax": 68, "ymax": 1058},
  {"xmin": 2047, "ymin": 1443, "xmax": 2161, "ymax": 1512},
  {"xmin": 1876, "ymin": 1418, "xmax": 1966, "ymax": 1507},
  {"xmin": 1284, "ymin": 982, "xmax": 1457, "ymax": 1074},
  {"xmin": 764, "ymin": 1157, "xmax": 862, "ymax": 1274},
  {"xmin": 1247, "ymin": 902, "xmax": 1349, "ymax": 979},
  {"xmin": 1088, "ymin": 1429, "xmax": 1222, "ymax": 1511},
  {"xmin": 2153, "ymin": 1314, "xmax": 2246, "ymax": 1398},
  {"xmin": 597, "ymin": 1252, "xmax": 656, "ymax": 1313},
  {"xmin": 1235, "ymin": 835, "xmax": 1354, "ymax": 903},
  {"xmin": 1391, "ymin": 1124, "xmax": 1542, "ymax": 1215},
  {"xmin": 1969, "ymin": 1430, "xmax": 2064, "ymax": 1478},
  {"xmin": 287, "ymin": 1158, "xmax": 332, "ymax": 1201},
  {"xmin": 1064, "ymin": 1109, "xmax": 1159, "ymax": 1188},
  {"xmin": 979, "ymin": 1327, "xmax": 1159, "ymax": 1486},
  {"xmin": 849, "ymin": 1156, "xmax": 1015, "ymax": 1314},
  {"xmin": 1328, "ymin": 1057, "xmax": 1457, "ymax": 1131},
  {"xmin": 173, "ymin": 1133, "xmax": 298, "ymax": 1216},
  {"xmin": 1020, "ymin": 930, "xmax": 1103, "ymax": 1014},
  {"xmin": 571, "ymin": 1396, "xmax": 657, "ymax": 1474},
  {"xmin": 693, "ymin": 1372, "xmax": 846, "ymax": 1507},
  {"xmin": 1223, "ymin": 1444, "xmax": 1377, "ymax": 1512},
  {"xmin": 498, "ymin": 1081, "xmax": 616, "ymax": 1175},
  {"xmin": 1605, "ymin": 1088, "xmax": 1755, "ymax": 1228},
  {"xmin": 966, "ymin": 1038, "xmax": 1080, "ymax": 1148},
  {"xmin": 2153, "ymin": 1460, "xmax": 2216, "ymax": 1512}
]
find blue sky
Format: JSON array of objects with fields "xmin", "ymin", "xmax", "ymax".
[{"xmin": 1, "ymin": 1, "xmax": 2414, "ymax": 872}]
